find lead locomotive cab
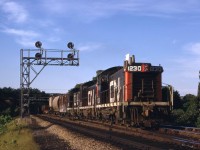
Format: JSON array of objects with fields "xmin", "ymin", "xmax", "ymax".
[{"xmin": 124, "ymin": 54, "xmax": 168, "ymax": 128}]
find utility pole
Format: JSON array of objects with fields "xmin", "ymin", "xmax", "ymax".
[{"xmin": 20, "ymin": 41, "xmax": 79, "ymax": 118}]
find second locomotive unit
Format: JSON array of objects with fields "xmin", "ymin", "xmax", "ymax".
[{"xmin": 49, "ymin": 54, "xmax": 173, "ymax": 128}]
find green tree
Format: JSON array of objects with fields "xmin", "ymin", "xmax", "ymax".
[
  {"xmin": 196, "ymin": 116, "xmax": 200, "ymax": 127},
  {"xmin": 0, "ymin": 87, "xmax": 49, "ymax": 116},
  {"xmin": 162, "ymin": 87, "xmax": 182, "ymax": 109},
  {"xmin": 172, "ymin": 94, "xmax": 200, "ymax": 127},
  {"xmin": 172, "ymin": 109, "xmax": 186, "ymax": 125},
  {"xmin": 173, "ymin": 90, "xmax": 182, "ymax": 109}
]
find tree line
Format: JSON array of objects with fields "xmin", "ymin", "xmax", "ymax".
[
  {"xmin": 162, "ymin": 87, "xmax": 200, "ymax": 127},
  {"xmin": 0, "ymin": 87, "xmax": 200, "ymax": 127},
  {"xmin": 0, "ymin": 87, "xmax": 49, "ymax": 117}
]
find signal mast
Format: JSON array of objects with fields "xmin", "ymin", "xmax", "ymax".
[{"xmin": 20, "ymin": 41, "xmax": 79, "ymax": 118}]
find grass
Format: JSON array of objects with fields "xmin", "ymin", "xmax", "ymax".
[{"xmin": 0, "ymin": 117, "xmax": 40, "ymax": 150}]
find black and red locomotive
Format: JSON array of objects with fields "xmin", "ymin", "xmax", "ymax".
[{"xmin": 49, "ymin": 54, "xmax": 173, "ymax": 128}]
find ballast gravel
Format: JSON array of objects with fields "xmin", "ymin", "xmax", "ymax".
[{"xmin": 30, "ymin": 116, "xmax": 122, "ymax": 150}]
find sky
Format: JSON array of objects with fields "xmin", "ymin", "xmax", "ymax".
[{"xmin": 0, "ymin": 0, "xmax": 200, "ymax": 96}]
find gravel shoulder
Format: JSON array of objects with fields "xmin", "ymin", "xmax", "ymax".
[{"xmin": 30, "ymin": 116, "xmax": 122, "ymax": 150}]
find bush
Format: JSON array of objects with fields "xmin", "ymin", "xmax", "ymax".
[
  {"xmin": 172, "ymin": 109, "xmax": 186, "ymax": 125},
  {"xmin": 196, "ymin": 116, "xmax": 200, "ymax": 128},
  {"xmin": 0, "ymin": 115, "xmax": 12, "ymax": 125},
  {"xmin": 0, "ymin": 115, "xmax": 12, "ymax": 135},
  {"xmin": 172, "ymin": 94, "xmax": 200, "ymax": 127}
]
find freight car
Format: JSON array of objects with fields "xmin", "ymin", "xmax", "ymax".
[
  {"xmin": 49, "ymin": 54, "xmax": 173, "ymax": 128},
  {"xmin": 49, "ymin": 94, "xmax": 68, "ymax": 116}
]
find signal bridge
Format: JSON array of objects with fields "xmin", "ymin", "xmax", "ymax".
[{"xmin": 20, "ymin": 41, "xmax": 79, "ymax": 118}]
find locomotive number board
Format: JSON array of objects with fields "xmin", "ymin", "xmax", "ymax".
[{"xmin": 127, "ymin": 63, "xmax": 163, "ymax": 72}]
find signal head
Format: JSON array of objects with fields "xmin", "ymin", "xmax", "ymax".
[
  {"xmin": 35, "ymin": 41, "xmax": 42, "ymax": 48},
  {"xmin": 35, "ymin": 53, "xmax": 42, "ymax": 59},
  {"xmin": 67, "ymin": 42, "xmax": 74, "ymax": 49},
  {"xmin": 67, "ymin": 53, "xmax": 74, "ymax": 59}
]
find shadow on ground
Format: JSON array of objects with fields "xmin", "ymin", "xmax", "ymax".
[{"xmin": 30, "ymin": 118, "xmax": 72, "ymax": 150}]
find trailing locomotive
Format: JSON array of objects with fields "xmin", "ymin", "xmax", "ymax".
[{"xmin": 49, "ymin": 54, "xmax": 173, "ymax": 128}]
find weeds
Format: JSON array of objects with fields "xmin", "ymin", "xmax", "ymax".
[
  {"xmin": 0, "ymin": 115, "xmax": 12, "ymax": 135},
  {"xmin": 0, "ymin": 115, "xmax": 12, "ymax": 124},
  {"xmin": 0, "ymin": 117, "xmax": 39, "ymax": 150}
]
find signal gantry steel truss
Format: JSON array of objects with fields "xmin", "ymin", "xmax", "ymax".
[{"xmin": 20, "ymin": 42, "xmax": 79, "ymax": 118}]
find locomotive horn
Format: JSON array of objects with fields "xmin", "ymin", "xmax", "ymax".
[{"xmin": 35, "ymin": 41, "xmax": 42, "ymax": 48}]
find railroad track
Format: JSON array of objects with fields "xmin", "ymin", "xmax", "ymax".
[
  {"xmin": 48, "ymin": 114, "xmax": 200, "ymax": 143},
  {"xmin": 159, "ymin": 125, "xmax": 200, "ymax": 140},
  {"xmin": 36, "ymin": 114, "xmax": 200, "ymax": 149},
  {"xmin": 72, "ymin": 119, "xmax": 200, "ymax": 149},
  {"xmin": 68, "ymin": 117, "xmax": 200, "ymax": 142},
  {"xmin": 37, "ymin": 115, "xmax": 160, "ymax": 149}
]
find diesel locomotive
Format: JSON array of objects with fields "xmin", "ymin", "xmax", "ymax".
[{"xmin": 49, "ymin": 54, "xmax": 173, "ymax": 128}]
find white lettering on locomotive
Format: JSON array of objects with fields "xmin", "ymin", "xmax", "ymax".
[
  {"xmin": 128, "ymin": 65, "xmax": 162, "ymax": 72},
  {"xmin": 110, "ymin": 80, "xmax": 117, "ymax": 103},
  {"xmin": 128, "ymin": 66, "xmax": 141, "ymax": 72}
]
